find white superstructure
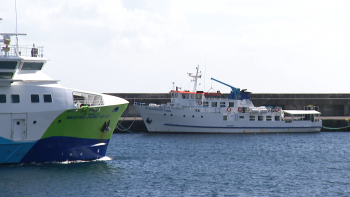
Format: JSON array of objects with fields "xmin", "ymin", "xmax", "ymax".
[{"xmin": 135, "ymin": 66, "xmax": 322, "ymax": 133}]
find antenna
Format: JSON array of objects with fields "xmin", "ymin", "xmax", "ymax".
[
  {"xmin": 15, "ymin": 0, "xmax": 18, "ymax": 53},
  {"xmin": 204, "ymin": 54, "xmax": 206, "ymax": 92},
  {"xmin": 0, "ymin": 18, "xmax": 7, "ymax": 33}
]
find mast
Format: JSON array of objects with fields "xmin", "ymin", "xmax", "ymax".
[
  {"xmin": 15, "ymin": 0, "xmax": 19, "ymax": 56},
  {"xmin": 187, "ymin": 65, "xmax": 201, "ymax": 92}
]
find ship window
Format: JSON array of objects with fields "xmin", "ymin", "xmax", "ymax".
[
  {"xmin": 250, "ymin": 116, "xmax": 255, "ymax": 121},
  {"xmin": 0, "ymin": 94, "xmax": 6, "ymax": 103},
  {"xmin": 229, "ymin": 102, "xmax": 234, "ymax": 107},
  {"xmin": 182, "ymin": 94, "xmax": 189, "ymax": 99},
  {"xmin": 22, "ymin": 62, "xmax": 44, "ymax": 70},
  {"xmin": 196, "ymin": 94, "xmax": 202, "ymax": 99},
  {"xmin": 175, "ymin": 93, "xmax": 178, "ymax": 98},
  {"xmin": 31, "ymin": 94, "xmax": 40, "ymax": 103},
  {"xmin": 0, "ymin": 61, "xmax": 17, "ymax": 69},
  {"xmin": 0, "ymin": 72, "xmax": 14, "ymax": 79},
  {"xmin": 220, "ymin": 102, "xmax": 226, "ymax": 107},
  {"xmin": 11, "ymin": 94, "xmax": 20, "ymax": 103},
  {"xmin": 223, "ymin": 115, "xmax": 228, "ymax": 121},
  {"xmin": 266, "ymin": 116, "xmax": 272, "ymax": 121},
  {"xmin": 211, "ymin": 102, "xmax": 217, "ymax": 107},
  {"xmin": 275, "ymin": 116, "xmax": 280, "ymax": 121},
  {"xmin": 44, "ymin": 94, "xmax": 52, "ymax": 103},
  {"xmin": 258, "ymin": 116, "xmax": 263, "ymax": 121},
  {"xmin": 191, "ymin": 94, "xmax": 194, "ymax": 99},
  {"xmin": 203, "ymin": 102, "xmax": 209, "ymax": 107},
  {"xmin": 239, "ymin": 116, "xmax": 244, "ymax": 119}
]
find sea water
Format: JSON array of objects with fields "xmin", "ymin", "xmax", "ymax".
[{"xmin": 1, "ymin": 132, "xmax": 350, "ymax": 196}]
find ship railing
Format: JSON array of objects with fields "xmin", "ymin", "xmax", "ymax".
[
  {"xmin": 135, "ymin": 102, "xmax": 282, "ymax": 114},
  {"xmin": 183, "ymin": 106, "xmax": 223, "ymax": 113},
  {"xmin": 241, "ymin": 107, "xmax": 280, "ymax": 114},
  {"xmin": 74, "ymin": 99, "xmax": 104, "ymax": 108},
  {"xmin": 134, "ymin": 102, "xmax": 216, "ymax": 112},
  {"xmin": 134, "ymin": 102, "xmax": 160, "ymax": 106},
  {"xmin": 204, "ymin": 97, "xmax": 229, "ymax": 100},
  {"xmin": 134, "ymin": 102, "xmax": 240, "ymax": 113},
  {"xmin": 0, "ymin": 44, "xmax": 44, "ymax": 57},
  {"xmin": 283, "ymin": 114, "xmax": 320, "ymax": 122},
  {"xmin": 134, "ymin": 102, "xmax": 145, "ymax": 106},
  {"xmin": 134, "ymin": 102, "xmax": 286, "ymax": 115}
]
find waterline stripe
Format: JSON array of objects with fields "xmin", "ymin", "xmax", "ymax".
[{"xmin": 164, "ymin": 124, "xmax": 322, "ymax": 129}]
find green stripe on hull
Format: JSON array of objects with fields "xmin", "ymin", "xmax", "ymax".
[{"xmin": 41, "ymin": 103, "xmax": 128, "ymax": 139}]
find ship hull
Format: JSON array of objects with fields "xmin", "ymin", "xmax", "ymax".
[
  {"xmin": 135, "ymin": 105, "xmax": 322, "ymax": 134},
  {"xmin": 0, "ymin": 103, "xmax": 127, "ymax": 164}
]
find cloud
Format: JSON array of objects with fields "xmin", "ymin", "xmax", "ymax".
[{"xmin": 1, "ymin": 0, "xmax": 350, "ymax": 93}]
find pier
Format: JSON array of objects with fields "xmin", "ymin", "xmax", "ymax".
[{"xmin": 108, "ymin": 93, "xmax": 350, "ymax": 132}]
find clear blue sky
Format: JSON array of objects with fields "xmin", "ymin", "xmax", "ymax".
[{"xmin": 1, "ymin": 0, "xmax": 350, "ymax": 93}]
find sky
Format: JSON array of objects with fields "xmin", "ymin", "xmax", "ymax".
[{"xmin": 1, "ymin": 0, "xmax": 350, "ymax": 94}]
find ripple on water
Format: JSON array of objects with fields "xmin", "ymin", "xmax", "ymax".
[{"xmin": 2, "ymin": 132, "xmax": 350, "ymax": 196}]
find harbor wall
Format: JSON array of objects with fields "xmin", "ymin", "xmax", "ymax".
[{"xmin": 107, "ymin": 93, "xmax": 350, "ymax": 132}]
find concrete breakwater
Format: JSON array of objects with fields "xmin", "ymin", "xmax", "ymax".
[{"xmin": 108, "ymin": 93, "xmax": 350, "ymax": 132}]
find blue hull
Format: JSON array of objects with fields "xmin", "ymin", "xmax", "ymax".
[{"xmin": 0, "ymin": 136, "xmax": 110, "ymax": 164}]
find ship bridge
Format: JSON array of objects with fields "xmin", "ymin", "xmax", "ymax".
[
  {"xmin": 1, "ymin": 33, "xmax": 44, "ymax": 58},
  {"xmin": 0, "ymin": 33, "xmax": 50, "ymax": 86}
]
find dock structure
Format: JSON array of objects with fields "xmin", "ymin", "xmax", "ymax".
[{"xmin": 108, "ymin": 93, "xmax": 350, "ymax": 132}]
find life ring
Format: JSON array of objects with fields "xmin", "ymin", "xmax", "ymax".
[
  {"xmin": 198, "ymin": 100, "xmax": 202, "ymax": 105},
  {"xmin": 238, "ymin": 107, "xmax": 243, "ymax": 113},
  {"xmin": 227, "ymin": 107, "xmax": 232, "ymax": 112},
  {"xmin": 274, "ymin": 108, "xmax": 280, "ymax": 112}
]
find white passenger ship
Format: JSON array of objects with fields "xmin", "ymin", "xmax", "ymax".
[
  {"xmin": 0, "ymin": 24, "xmax": 128, "ymax": 163},
  {"xmin": 135, "ymin": 67, "xmax": 322, "ymax": 133}
]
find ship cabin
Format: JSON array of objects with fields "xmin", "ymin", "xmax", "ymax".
[
  {"xmin": 169, "ymin": 90, "xmax": 321, "ymax": 123},
  {"xmin": 169, "ymin": 89, "xmax": 254, "ymax": 114},
  {"xmin": 0, "ymin": 33, "xmax": 104, "ymax": 111}
]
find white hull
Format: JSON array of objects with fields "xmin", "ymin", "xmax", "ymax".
[{"xmin": 135, "ymin": 105, "xmax": 322, "ymax": 133}]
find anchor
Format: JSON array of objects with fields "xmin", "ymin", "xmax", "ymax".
[
  {"xmin": 101, "ymin": 120, "xmax": 111, "ymax": 132},
  {"xmin": 146, "ymin": 118, "xmax": 152, "ymax": 124}
]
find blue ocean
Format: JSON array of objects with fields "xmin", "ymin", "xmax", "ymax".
[{"xmin": 1, "ymin": 132, "xmax": 350, "ymax": 196}]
